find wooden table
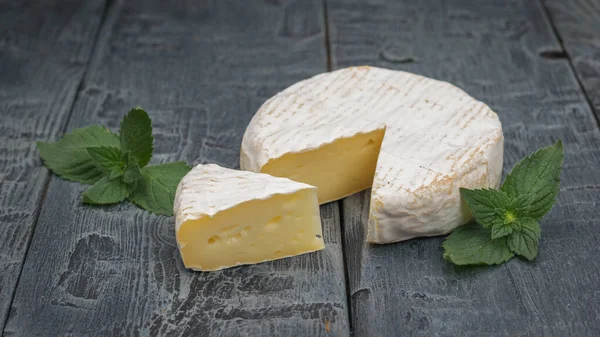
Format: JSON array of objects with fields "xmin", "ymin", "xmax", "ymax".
[{"xmin": 1, "ymin": 0, "xmax": 599, "ymax": 336}]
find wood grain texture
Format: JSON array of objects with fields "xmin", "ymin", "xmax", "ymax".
[
  {"xmin": 328, "ymin": 0, "xmax": 600, "ymax": 335},
  {"xmin": 0, "ymin": 0, "xmax": 107, "ymax": 332},
  {"xmin": 542, "ymin": 0, "xmax": 600, "ymax": 119},
  {"xmin": 4, "ymin": 0, "xmax": 350, "ymax": 336}
]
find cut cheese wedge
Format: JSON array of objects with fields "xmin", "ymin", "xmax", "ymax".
[
  {"xmin": 241, "ymin": 66, "xmax": 504, "ymax": 244},
  {"xmin": 174, "ymin": 164, "xmax": 325, "ymax": 271}
]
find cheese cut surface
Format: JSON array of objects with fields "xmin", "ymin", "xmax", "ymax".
[
  {"xmin": 174, "ymin": 164, "xmax": 325, "ymax": 271},
  {"xmin": 261, "ymin": 128, "xmax": 385, "ymax": 204},
  {"xmin": 241, "ymin": 66, "xmax": 504, "ymax": 244}
]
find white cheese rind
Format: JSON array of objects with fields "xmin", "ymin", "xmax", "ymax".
[
  {"xmin": 241, "ymin": 66, "xmax": 504, "ymax": 244},
  {"xmin": 174, "ymin": 163, "xmax": 315, "ymax": 231}
]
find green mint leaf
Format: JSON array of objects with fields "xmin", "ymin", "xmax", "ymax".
[
  {"xmin": 510, "ymin": 194, "xmax": 534, "ymax": 218},
  {"xmin": 459, "ymin": 188, "xmax": 511, "ymax": 228},
  {"xmin": 443, "ymin": 223, "xmax": 514, "ymax": 265},
  {"xmin": 83, "ymin": 176, "xmax": 133, "ymax": 205},
  {"xmin": 121, "ymin": 152, "xmax": 143, "ymax": 184},
  {"xmin": 507, "ymin": 218, "xmax": 541, "ymax": 260},
  {"xmin": 37, "ymin": 125, "xmax": 120, "ymax": 184},
  {"xmin": 87, "ymin": 146, "xmax": 123, "ymax": 174},
  {"xmin": 128, "ymin": 162, "xmax": 191, "ymax": 215},
  {"xmin": 123, "ymin": 164, "xmax": 142, "ymax": 184},
  {"xmin": 120, "ymin": 107, "xmax": 153, "ymax": 167},
  {"xmin": 501, "ymin": 140, "xmax": 564, "ymax": 220},
  {"xmin": 109, "ymin": 167, "xmax": 124, "ymax": 180},
  {"xmin": 490, "ymin": 222, "xmax": 513, "ymax": 239}
]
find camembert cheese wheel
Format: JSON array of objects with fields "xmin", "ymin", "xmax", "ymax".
[{"xmin": 241, "ymin": 66, "xmax": 503, "ymax": 244}]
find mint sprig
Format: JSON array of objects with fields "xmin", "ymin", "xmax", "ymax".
[
  {"xmin": 443, "ymin": 140, "xmax": 564, "ymax": 265},
  {"xmin": 37, "ymin": 107, "xmax": 191, "ymax": 216}
]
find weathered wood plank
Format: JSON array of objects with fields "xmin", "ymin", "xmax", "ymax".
[
  {"xmin": 0, "ymin": 0, "xmax": 107, "ymax": 332},
  {"xmin": 328, "ymin": 0, "xmax": 600, "ymax": 335},
  {"xmin": 4, "ymin": 0, "xmax": 350, "ymax": 336},
  {"xmin": 542, "ymin": 0, "xmax": 600, "ymax": 119}
]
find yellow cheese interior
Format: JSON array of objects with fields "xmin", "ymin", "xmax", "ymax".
[
  {"xmin": 261, "ymin": 129, "xmax": 385, "ymax": 204},
  {"xmin": 177, "ymin": 189, "xmax": 324, "ymax": 271}
]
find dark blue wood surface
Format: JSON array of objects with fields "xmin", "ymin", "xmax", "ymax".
[{"xmin": 1, "ymin": 0, "xmax": 599, "ymax": 336}]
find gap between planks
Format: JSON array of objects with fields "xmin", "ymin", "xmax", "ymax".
[{"xmin": 322, "ymin": 0, "xmax": 333, "ymax": 72}]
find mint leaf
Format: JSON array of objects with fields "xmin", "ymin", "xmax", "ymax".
[
  {"xmin": 109, "ymin": 167, "xmax": 123, "ymax": 180},
  {"xmin": 443, "ymin": 224, "xmax": 514, "ymax": 265},
  {"xmin": 121, "ymin": 152, "xmax": 143, "ymax": 184},
  {"xmin": 87, "ymin": 146, "xmax": 123, "ymax": 174},
  {"xmin": 501, "ymin": 140, "xmax": 564, "ymax": 220},
  {"xmin": 83, "ymin": 176, "xmax": 132, "ymax": 205},
  {"xmin": 459, "ymin": 188, "xmax": 511, "ymax": 228},
  {"xmin": 124, "ymin": 166, "xmax": 142, "ymax": 184},
  {"xmin": 460, "ymin": 189, "xmax": 534, "ymax": 238},
  {"xmin": 128, "ymin": 162, "xmax": 190, "ymax": 215},
  {"xmin": 510, "ymin": 194, "xmax": 534, "ymax": 218},
  {"xmin": 37, "ymin": 125, "xmax": 120, "ymax": 184},
  {"xmin": 491, "ymin": 222, "xmax": 513, "ymax": 239},
  {"xmin": 489, "ymin": 194, "xmax": 534, "ymax": 239},
  {"xmin": 120, "ymin": 107, "xmax": 153, "ymax": 167},
  {"xmin": 507, "ymin": 218, "xmax": 541, "ymax": 260}
]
